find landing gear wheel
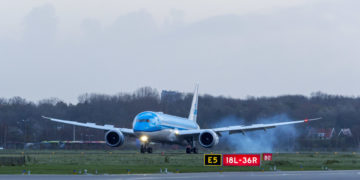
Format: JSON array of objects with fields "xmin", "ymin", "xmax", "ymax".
[
  {"xmin": 147, "ymin": 147, "xmax": 153, "ymax": 153},
  {"xmin": 186, "ymin": 147, "xmax": 191, "ymax": 154},
  {"xmin": 140, "ymin": 145, "xmax": 146, "ymax": 153},
  {"xmin": 192, "ymin": 148, "xmax": 198, "ymax": 154},
  {"xmin": 140, "ymin": 145, "xmax": 146, "ymax": 154}
]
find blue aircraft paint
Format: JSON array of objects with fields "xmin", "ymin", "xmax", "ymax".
[{"xmin": 133, "ymin": 111, "xmax": 198, "ymax": 132}]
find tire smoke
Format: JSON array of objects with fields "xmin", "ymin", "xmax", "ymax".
[{"xmin": 214, "ymin": 114, "xmax": 300, "ymax": 153}]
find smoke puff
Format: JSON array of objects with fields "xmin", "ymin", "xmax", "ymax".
[{"xmin": 214, "ymin": 114, "xmax": 299, "ymax": 153}]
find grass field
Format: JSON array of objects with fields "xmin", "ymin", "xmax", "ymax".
[{"xmin": 0, "ymin": 150, "xmax": 359, "ymax": 174}]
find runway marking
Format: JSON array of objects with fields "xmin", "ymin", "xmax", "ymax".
[
  {"xmin": 129, "ymin": 175, "xmax": 219, "ymax": 180},
  {"xmin": 134, "ymin": 177, "xmax": 224, "ymax": 179},
  {"xmin": 1, "ymin": 170, "xmax": 360, "ymax": 180},
  {"xmin": 99, "ymin": 171, "xmax": 360, "ymax": 179}
]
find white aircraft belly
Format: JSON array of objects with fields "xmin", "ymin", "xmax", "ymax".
[{"xmin": 134, "ymin": 129, "xmax": 186, "ymax": 145}]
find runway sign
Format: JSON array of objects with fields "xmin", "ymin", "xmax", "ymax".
[
  {"xmin": 223, "ymin": 154, "xmax": 261, "ymax": 166},
  {"xmin": 262, "ymin": 153, "xmax": 272, "ymax": 161},
  {"xmin": 204, "ymin": 154, "xmax": 222, "ymax": 166}
]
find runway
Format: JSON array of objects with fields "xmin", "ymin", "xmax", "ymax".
[{"xmin": 1, "ymin": 170, "xmax": 360, "ymax": 180}]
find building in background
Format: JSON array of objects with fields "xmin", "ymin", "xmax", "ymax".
[
  {"xmin": 308, "ymin": 128, "xmax": 335, "ymax": 140},
  {"xmin": 338, "ymin": 128, "xmax": 353, "ymax": 137}
]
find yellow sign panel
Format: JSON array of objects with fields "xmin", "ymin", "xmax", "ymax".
[{"xmin": 204, "ymin": 154, "xmax": 222, "ymax": 166}]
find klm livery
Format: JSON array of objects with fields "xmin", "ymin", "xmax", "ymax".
[{"xmin": 43, "ymin": 85, "xmax": 321, "ymax": 153}]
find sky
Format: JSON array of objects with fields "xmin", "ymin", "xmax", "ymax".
[{"xmin": 1, "ymin": 0, "xmax": 360, "ymax": 103}]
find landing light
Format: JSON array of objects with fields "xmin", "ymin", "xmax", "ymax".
[
  {"xmin": 174, "ymin": 129, "xmax": 179, "ymax": 135},
  {"xmin": 140, "ymin": 135, "xmax": 148, "ymax": 142}
]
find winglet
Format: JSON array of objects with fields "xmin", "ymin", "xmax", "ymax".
[
  {"xmin": 42, "ymin": 116, "xmax": 51, "ymax": 120},
  {"xmin": 304, "ymin": 117, "xmax": 322, "ymax": 123}
]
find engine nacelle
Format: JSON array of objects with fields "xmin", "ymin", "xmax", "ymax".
[
  {"xmin": 199, "ymin": 130, "xmax": 219, "ymax": 148},
  {"xmin": 105, "ymin": 130, "xmax": 125, "ymax": 147}
]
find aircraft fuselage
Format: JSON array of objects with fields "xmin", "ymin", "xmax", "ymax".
[{"xmin": 132, "ymin": 111, "xmax": 199, "ymax": 144}]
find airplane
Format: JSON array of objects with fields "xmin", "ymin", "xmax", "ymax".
[{"xmin": 42, "ymin": 85, "xmax": 321, "ymax": 154}]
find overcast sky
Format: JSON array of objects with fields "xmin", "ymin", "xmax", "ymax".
[{"xmin": 1, "ymin": 0, "xmax": 360, "ymax": 103}]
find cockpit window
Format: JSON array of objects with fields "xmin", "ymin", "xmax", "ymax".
[{"xmin": 137, "ymin": 119, "xmax": 150, "ymax": 122}]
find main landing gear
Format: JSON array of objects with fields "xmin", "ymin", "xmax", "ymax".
[
  {"xmin": 186, "ymin": 138, "xmax": 198, "ymax": 154},
  {"xmin": 186, "ymin": 146, "xmax": 198, "ymax": 154},
  {"xmin": 140, "ymin": 143, "xmax": 153, "ymax": 153}
]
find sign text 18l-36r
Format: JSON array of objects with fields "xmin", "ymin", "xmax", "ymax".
[{"xmin": 222, "ymin": 154, "xmax": 261, "ymax": 166}]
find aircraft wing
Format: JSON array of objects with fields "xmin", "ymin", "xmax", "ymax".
[
  {"xmin": 177, "ymin": 117, "xmax": 321, "ymax": 136},
  {"xmin": 42, "ymin": 116, "xmax": 134, "ymax": 136}
]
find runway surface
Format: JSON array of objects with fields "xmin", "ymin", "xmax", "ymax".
[{"xmin": 1, "ymin": 170, "xmax": 360, "ymax": 180}]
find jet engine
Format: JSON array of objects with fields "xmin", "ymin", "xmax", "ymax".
[
  {"xmin": 199, "ymin": 130, "xmax": 219, "ymax": 148},
  {"xmin": 105, "ymin": 130, "xmax": 125, "ymax": 147}
]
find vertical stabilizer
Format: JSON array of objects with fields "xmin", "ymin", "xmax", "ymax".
[{"xmin": 188, "ymin": 84, "xmax": 199, "ymax": 122}]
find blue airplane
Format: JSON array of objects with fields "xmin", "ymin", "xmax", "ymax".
[{"xmin": 43, "ymin": 85, "xmax": 321, "ymax": 153}]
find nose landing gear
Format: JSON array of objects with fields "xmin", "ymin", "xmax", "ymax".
[{"xmin": 140, "ymin": 143, "xmax": 153, "ymax": 153}]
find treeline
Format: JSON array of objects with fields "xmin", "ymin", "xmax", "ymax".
[{"xmin": 0, "ymin": 87, "xmax": 359, "ymax": 150}]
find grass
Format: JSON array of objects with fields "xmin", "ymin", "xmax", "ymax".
[{"xmin": 0, "ymin": 150, "xmax": 359, "ymax": 174}]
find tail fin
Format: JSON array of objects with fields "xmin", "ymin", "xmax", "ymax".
[{"xmin": 188, "ymin": 84, "xmax": 199, "ymax": 122}]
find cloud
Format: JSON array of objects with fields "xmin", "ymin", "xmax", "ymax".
[
  {"xmin": 23, "ymin": 4, "xmax": 57, "ymax": 46},
  {"xmin": 1, "ymin": 1, "xmax": 360, "ymax": 102}
]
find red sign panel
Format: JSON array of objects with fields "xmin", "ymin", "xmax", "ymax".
[
  {"xmin": 263, "ymin": 153, "xmax": 272, "ymax": 161},
  {"xmin": 223, "ymin": 154, "xmax": 261, "ymax": 166}
]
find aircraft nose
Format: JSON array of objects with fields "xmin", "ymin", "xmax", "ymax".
[
  {"xmin": 134, "ymin": 122, "xmax": 145, "ymax": 131},
  {"xmin": 134, "ymin": 121, "xmax": 154, "ymax": 131}
]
